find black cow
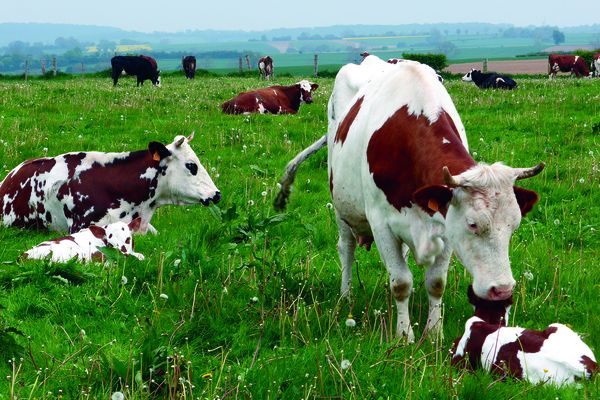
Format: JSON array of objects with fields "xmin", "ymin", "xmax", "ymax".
[
  {"xmin": 111, "ymin": 55, "xmax": 161, "ymax": 87},
  {"xmin": 462, "ymin": 69, "xmax": 517, "ymax": 90},
  {"xmin": 182, "ymin": 55, "xmax": 196, "ymax": 79}
]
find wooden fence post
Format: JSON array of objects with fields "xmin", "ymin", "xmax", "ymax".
[
  {"xmin": 41, "ymin": 59, "xmax": 46, "ymax": 75},
  {"xmin": 52, "ymin": 57, "xmax": 57, "ymax": 76},
  {"xmin": 483, "ymin": 58, "xmax": 488, "ymax": 73},
  {"xmin": 239, "ymin": 57, "xmax": 243, "ymax": 74},
  {"xmin": 314, "ymin": 54, "xmax": 318, "ymax": 77},
  {"xmin": 245, "ymin": 55, "xmax": 251, "ymax": 70},
  {"xmin": 24, "ymin": 59, "xmax": 29, "ymax": 81}
]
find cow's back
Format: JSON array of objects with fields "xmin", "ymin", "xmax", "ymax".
[{"xmin": 328, "ymin": 62, "xmax": 468, "ymax": 228}]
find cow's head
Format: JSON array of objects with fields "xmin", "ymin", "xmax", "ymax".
[
  {"xmin": 414, "ymin": 162, "xmax": 544, "ymax": 301},
  {"xmin": 89, "ymin": 218, "xmax": 142, "ymax": 256},
  {"xmin": 461, "ymin": 69, "xmax": 478, "ymax": 82},
  {"xmin": 150, "ymin": 132, "xmax": 220, "ymax": 206},
  {"xmin": 298, "ymin": 80, "xmax": 319, "ymax": 104},
  {"xmin": 153, "ymin": 70, "xmax": 161, "ymax": 87}
]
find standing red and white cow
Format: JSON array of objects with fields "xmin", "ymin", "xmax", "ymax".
[
  {"xmin": 0, "ymin": 133, "xmax": 220, "ymax": 234},
  {"xmin": 221, "ymin": 80, "xmax": 318, "ymax": 115},
  {"xmin": 548, "ymin": 54, "xmax": 590, "ymax": 79},
  {"xmin": 277, "ymin": 59, "xmax": 543, "ymax": 342},
  {"xmin": 258, "ymin": 56, "xmax": 274, "ymax": 80}
]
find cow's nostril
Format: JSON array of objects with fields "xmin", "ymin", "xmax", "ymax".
[
  {"xmin": 488, "ymin": 285, "xmax": 513, "ymax": 300},
  {"xmin": 212, "ymin": 191, "xmax": 221, "ymax": 204}
]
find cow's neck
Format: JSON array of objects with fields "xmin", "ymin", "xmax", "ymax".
[{"xmin": 278, "ymin": 85, "xmax": 302, "ymax": 111}]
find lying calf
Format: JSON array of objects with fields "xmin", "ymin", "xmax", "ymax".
[
  {"xmin": 21, "ymin": 218, "xmax": 144, "ymax": 263},
  {"xmin": 462, "ymin": 69, "xmax": 517, "ymax": 89},
  {"xmin": 451, "ymin": 286, "xmax": 597, "ymax": 385}
]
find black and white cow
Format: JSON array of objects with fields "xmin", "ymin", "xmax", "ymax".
[
  {"xmin": 111, "ymin": 55, "xmax": 161, "ymax": 87},
  {"xmin": 462, "ymin": 69, "xmax": 517, "ymax": 90},
  {"xmin": 0, "ymin": 133, "xmax": 220, "ymax": 234}
]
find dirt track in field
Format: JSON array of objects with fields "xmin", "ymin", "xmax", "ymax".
[{"xmin": 447, "ymin": 59, "xmax": 549, "ymax": 75}]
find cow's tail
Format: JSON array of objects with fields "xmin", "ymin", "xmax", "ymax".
[{"xmin": 273, "ymin": 135, "xmax": 327, "ymax": 210}]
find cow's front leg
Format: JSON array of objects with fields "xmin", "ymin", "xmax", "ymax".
[
  {"xmin": 336, "ymin": 214, "xmax": 357, "ymax": 298},
  {"xmin": 372, "ymin": 224, "xmax": 414, "ymax": 342},
  {"xmin": 423, "ymin": 239, "xmax": 451, "ymax": 342}
]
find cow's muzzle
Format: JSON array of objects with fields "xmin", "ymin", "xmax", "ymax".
[{"xmin": 201, "ymin": 191, "xmax": 221, "ymax": 206}]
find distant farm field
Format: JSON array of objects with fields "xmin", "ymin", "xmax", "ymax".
[{"xmin": 0, "ymin": 74, "xmax": 599, "ymax": 399}]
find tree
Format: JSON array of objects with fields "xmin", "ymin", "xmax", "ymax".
[{"xmin": 552, "ymin": 30, "xmax": 565, "ymax": 45}]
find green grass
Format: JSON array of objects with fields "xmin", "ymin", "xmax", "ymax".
[{"xmin": 0, "ymin": 73, "xmax": 599, "ymax": 399}]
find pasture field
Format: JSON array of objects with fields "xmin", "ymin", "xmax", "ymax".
[{"xmin": 0, "ymin": 73, "xmax": 598, "ymax": 399}]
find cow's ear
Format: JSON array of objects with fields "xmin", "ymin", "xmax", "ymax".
[
  {"xmin": 514, "ymin": 186, "xmax": 539, "ymax": 217},
  {"xmin": 311, "ymin": 83, "xmax": 319, "ymax": 91},
  {"xmin": 412, "ymin": 185, "xmax": 453, "ymax": 217},
  {"xmin": 128, "ymin": 217, "xmax": 142, "ymax": 232},
  {"xmin": 88, "ymin": 225, "xmax": 106, "ymax": 239},
  {"xmin": 148, "ymin": 142, "xmax": 171, "ymax": 161}
]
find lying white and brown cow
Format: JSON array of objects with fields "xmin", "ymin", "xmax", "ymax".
[
  {"xmin": 548, "ymin": 54, "xmax": 590, "ymax": 79},
  {"xmin": 258, "ymin": 56, "xmax": 274, "ymax": 80},
  {"xmin": 276, "ymin": 59, "xmax": 544, "ymax": 342},
  {"xmin": 221, "ymin": 80, "xmax": 318, "ymax": 115},
  {"xmin": 22, "ymin": 218, "xmax": 144, "ymax": 263},
  {"xmin": 0, "ymin": 133, "xmax": 220, "ymax": 234},
  {"xmin": 451, "ymin": 286, "xmax": 597, "ymax": 385}
]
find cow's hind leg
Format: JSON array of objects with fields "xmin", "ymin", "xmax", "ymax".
[
  {"xmin": 371, "ymin": 223, "xmax": 414, "ymax": 342},
  {"xmin": 423, "ymin": 240, "xmax": 451, "ymax": 342},
  {"xmin": 336, "ymin": 215, "xmax": 357, "ymax": 298}
]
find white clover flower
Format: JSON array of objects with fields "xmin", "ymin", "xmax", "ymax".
[
  {"xmin": 589, "ymin": 151, "xmax": 594, "ymax": 157},
  {"xmin": 306, "ymin": 178, "xmax": 311, "ymax": 184},
  {"xmin": 222, "ymin": 287, "xmax": 228, "ymax": 295},
  {"xmin": 261, "ymin": 191, "xmax": 268, "ymax": 197},
  {"xmin": 112, "ymin": 392, "xmax": 124, "ymax": 400},
  {"xmin": 345, "ymin": 318, "xmax": 356, "ymax": 328},
  {"xmin": 251, "ymin": 296, "xmax": 259, "ymax": 302},
  {"xmin": 276, "ymin": 183, "xmax": 282, "ymax": 189},
  {"xmin": 160, "ymin": 293, "xmax": 169, "ymax": 300},
  {"xmin": 80, "ymin": 329, "xmax": 86, "ymax": 338},
  {"xmin": 248, "ymin": 200, "xmax": 255, "ymax": 206},
  {"xmin": 472, "ymin": 151, "xmax": 478, "ymax": 157},
  {"xmin": 579, "ymin": 178, "xmax": 585, "ymax": 184},
  {"xmin": 121, "ymin": 276, "xmax": 128, "ymax": 285},
  {"xmin": 42, "ymin": 147, "xmax": 48, "ymax": 153},
  {"xmin": 523, "ymin": 271, "xmax": 534, "ymax": 281},
  {"xmin": 553, "ymin": 219, "xmax": 560, "ymax": 225},
  {"xmin": 341, "ymin": 359, "xmax": 352, "ymax": 370},
  {"xmin": 173, "ymin": 259, "xmax": 181, "ymax": 267},
  {"xmin": 326, "ymin": 203, "xmax": 333, "ymax": 209}
]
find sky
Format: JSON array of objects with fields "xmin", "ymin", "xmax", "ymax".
[{"xmin": 2, "ymin": 0, "xmax": 598, "ymax": 32}]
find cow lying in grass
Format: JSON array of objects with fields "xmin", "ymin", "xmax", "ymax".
[
  {"xmin": 462, "ymin": 69, "xmax": 517, "ymax": 90},
  {"xmin": 22, "ymin": 218, "xmax": 144, "ymax": 263},
  {"xmin": 451, "ymin": 286, "xmax": 597, "ymax": 385},
  {"xmin": 221, "ymin": 80, "xmax": 318, "ymax": 114}
]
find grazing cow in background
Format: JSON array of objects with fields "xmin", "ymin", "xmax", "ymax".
[
  {"xmin": 111, "ymin": 55, "xmax": 161, "ymax": 86},
  {"xmin": 548, "ymin": 54, "xmax": 590, "ymax": 79},
  {"xmin": 592, "ymin": 53, "xmax": 600, "ymax": 77},
  {"xmin": 22, "ymin": 218, "xmax": 144, "ymax": 263},
  {"xmin": 221, "ymin": 80, "xmax": 318, "ymax": 114},
  {"xmin": 182, "ymin": 55, "xmax": 197, "ymax": 79},
  {"xmin": 276, "ymin": 59, "xmax": 544, "ymax": 342},
  {"xmin": 462, "ymin": 69, "xmax": 517, "ymax": 89},
  {"xmin": 258, "ymin": 56, "xmax": 274, "ymax": 80},
  {"xmin": 387, "ymin": 58, "xmax": 403, "ymax": 64},
  {"xmin": 0, "ymin": 133, "xmax": 220, "ymax": 235},
  {"xmin": 451, "ymin": 286, "xmax": 597, "ymax": 385}
]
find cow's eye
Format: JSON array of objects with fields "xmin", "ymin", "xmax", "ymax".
[
  {"xmin": 467, "ymin": 222, "xmax": 478, "ymax": 232},
  {"xmin": 185, "ymin": 162, "xmax": 198, "ymax": 176}
]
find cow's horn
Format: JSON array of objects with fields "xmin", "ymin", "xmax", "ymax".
[
  {"xmin": 187, "ymin": 131, "xmax": 195, "ymax": 142},
  {"xmin": 174, "ymin": 136, "xmax": 186, "ymax": 147},
  {"xmin": 443, "ymin": 166, "xmax": 461, "ymax": 187},
  {"xmin": 514, "ymin": 162, "xmax": 545, "ymax": 180}
]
